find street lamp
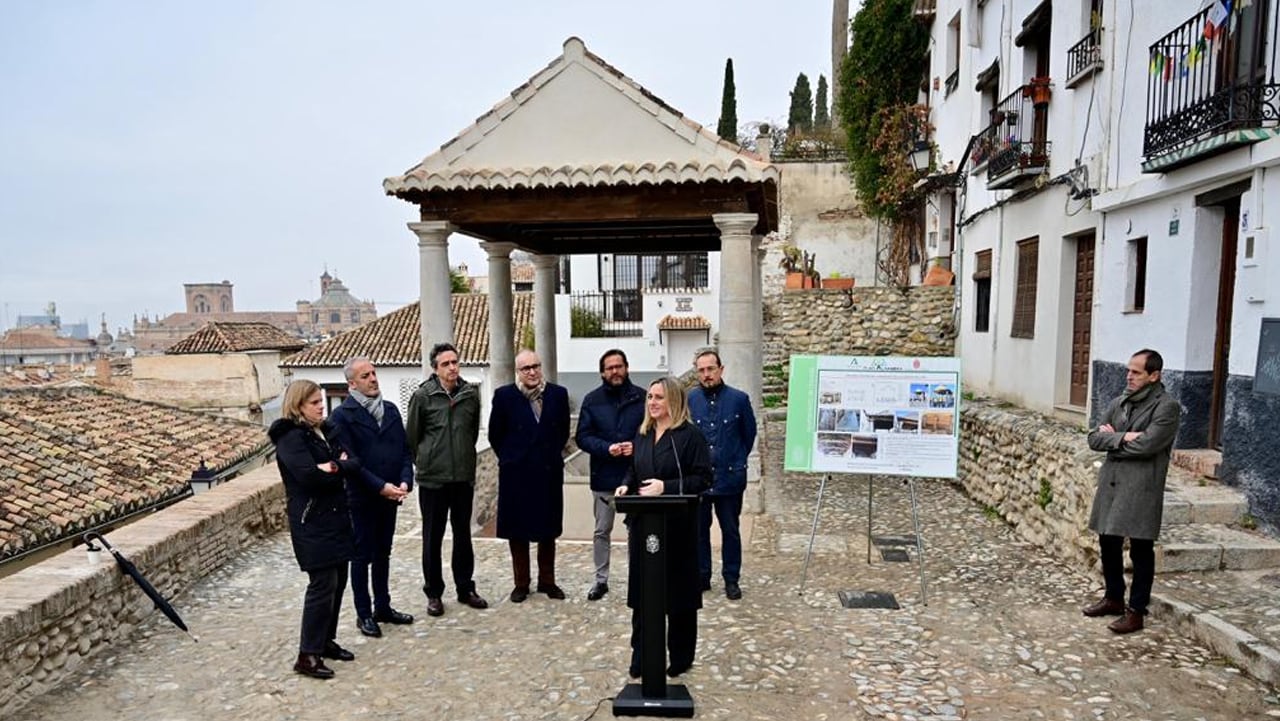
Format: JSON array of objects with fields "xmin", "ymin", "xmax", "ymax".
[
  {"xmin": 189, "ymin": 460, "xmax": 217, "ymax": 495},
  {"xmin": 909, "ymin": 141, "xmax": 932, "ymax": 172}
]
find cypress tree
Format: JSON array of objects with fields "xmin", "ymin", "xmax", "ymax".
[
  {"xmin": 815, "ymin": 74, "xmax": 830, "ymax": 127},
  {"xmin": 716, "ymin": 58, "xmax": 738, "ymax": 142},
  {"xmin": 788, "ymin": 73, "xmax": 814, "ymax": 133}
]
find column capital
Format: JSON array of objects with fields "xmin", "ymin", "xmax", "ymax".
[
  {"xmin": 712, "ymin": 212, "xmax": 759, "ymax": 238},
  {"xmin": 479, "ymin": 241, "xmax": 517, "ymax": 259},
  {"xmin": 408, "ymin": 220, "xmax": 454, "ymax": 248},
  {"xmin": 530, "ymin": 253, "xmax": 559, "ymax": 269}
]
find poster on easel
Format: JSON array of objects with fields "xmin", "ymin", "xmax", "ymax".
[{"xmin": 784, "ymin": 355, "xmax": 961, "ymax": 479}]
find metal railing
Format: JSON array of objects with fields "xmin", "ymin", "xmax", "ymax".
[
  {"xmin": 986, "ymin": 84, "xmax": 1051, "ymax": 185},
  {"xmin": 1144, "ymin": 2, "xmax": 1280, "ymax": 159},
  {"xmin": 569, "ymin": 291, "xmax": 643, "ymax": 338},
  {"xmin": 1066, "ymin": 27, "xmax": 1104, "ymax": 83}
]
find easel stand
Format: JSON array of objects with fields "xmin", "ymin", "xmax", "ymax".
[
  {"xmin": 799, "ymin": 474, "xmax": 929, "ymax": 604},
  {"xmin": 612, "ymin": 495, "xmax": 698, "ymax": 719}
]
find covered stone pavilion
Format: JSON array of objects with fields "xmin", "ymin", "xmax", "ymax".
[{"xmin": 383, "ymin": 37, "xmax": 779, "ymax": 407}]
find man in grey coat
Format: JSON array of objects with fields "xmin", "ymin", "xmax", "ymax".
[{"xmin": 1083, "ymin": 348, "xmax": 1182, "ymax": 634}]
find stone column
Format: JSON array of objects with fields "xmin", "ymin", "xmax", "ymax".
[
  {"xmin": 751, "ymin": 235, "xmax": 765, "ymax": 408},
  {"xmin": 408, "ymin": 221, "xmax": 454, "ymax": 375},
  {"xmin": 532, "ymin": 254, "xmax": 560, "ymax": 383},
  {"xmin": 481, "ymin": 241, "xmax": 516, "ymax": 389},
  {"xmin": 714, "ymin": 212, "xmax": 761, "ymax": 409}
]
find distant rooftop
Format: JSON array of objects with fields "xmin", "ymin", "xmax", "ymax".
[
  {"xmin": 166, "ymin": 322, "xmax": 307, "ymax": 355},
  {"xmin": 281, "ymin": 293, "xmax": 533, "ymax": 368}
]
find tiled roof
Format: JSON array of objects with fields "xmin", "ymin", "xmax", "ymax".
[
  {"xmin": 511, "ymin": 263, "xmax": 535, "ymax": 284},
  {"xmin": 388, "ymin": 160, "xmax": 781, "ymax": 194},
  {"xmin": 0, "ymin": 329, "xmax": 96, "ymax": 351},
  {"xmin": 0, "ymin": 366, "xmax": 82, "ymax": 388},
  {"xmin": 657, "ymin": 314, "xmax": 712, "ymax": 330},
  {"xmin": 166, "ymin": 322, "xmax": 307, "ymax": 355},
  {"xmin": 0, "ymin": 386, "xmax": 269, "ymax": 563},
  {"xmin": 281, "ymin": 293, "xmax": 533, "ymax": 368}
]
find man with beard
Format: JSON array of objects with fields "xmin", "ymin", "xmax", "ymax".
[
  {"xmin": 330, "ymin": 358, "xmax": 415, "ymax": 637},
  {"xmin": 574, "ymin": 349, "xmax": 646, "ymax": 601},
  {"xmin": 688, "ymin": 349, "xmax": 756, "ymax": 601}
]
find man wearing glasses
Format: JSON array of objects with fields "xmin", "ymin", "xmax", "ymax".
[
  {"xmin": 488, "ymin": 349, "xmax": 571, "ymax": 603},
  {"xmin": 406, "ymin": 342, "xmax": 489, "ymax": 617}
]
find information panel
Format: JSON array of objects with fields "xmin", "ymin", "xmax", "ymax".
[{"xmin": 784, "ymin": 355, "xmax": 962, "ymax": 479}]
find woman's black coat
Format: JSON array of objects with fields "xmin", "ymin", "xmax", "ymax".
[
  {"xmin": 622, "ymin": 422, "xmax": 712, "ymax": 611},
  {"xmin": 269, "ymin": 418, "xmax": 359, "ymax": 571}
]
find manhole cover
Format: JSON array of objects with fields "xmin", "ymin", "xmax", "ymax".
[
  {"xmin": 880, "ymin": 548, "xmax": 910, "ymax": 562},
  {"xmin": 838, "ymin": 590, "xmax": 900, "ymax": 609},
  {"xmin": 872, "ymin": 535, "xmax": 917, "ymax": 547}
]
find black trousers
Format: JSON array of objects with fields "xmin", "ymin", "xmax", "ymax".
[
  {"xmin": 350, "ymin": 501, "xmax": 399, "ymax": 618},
  {"xmin": 300, "ymin": 563, "xmax": 348, "ymax": 654},
  {"xmin": 1099, "ymin": 534, "xmax": 1155, "ymax": 614},
  {"xmin": 510, "ymin": 539, "xmax": 557, "ymax": 589},
  {"xmin": 419, "ymin": 483, "xmax": 475, "ymax": 599},
  {"xmin": 629, "ymin": 608, "xmax": 697, "ymax": 671}
]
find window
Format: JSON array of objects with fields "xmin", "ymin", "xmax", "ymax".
[
  {"xmin": 193, "ymin": 294, "xmax": 209, "ymax": 313},
  {"xmin": 1126, "ymin": 237, "xmax": 1148, "ymax": 312},
  {"xmin": 350, "ymin": 310, "xmax": 360, "ymax": 323},
  {"xmin": 1011, "ymin": 238, "xmax": 1039, "ymax": 338},
  {"xmin": 973, "ymin": 250, "xmax": 992, "ymax": 333},
  {"xmin": 220, "ymin": 295, "xmax": 232, "ymax": 312},
  {"xmin": 329, "ymin": 312, "xmax": 341, "ymax": 324},
  {"xmin": 613, "ymin": 252, "xmax": 708, "ymax": 290},
  {"xmin": 945, "ymin": 12, "xmax": 962, "ymax": 94}
]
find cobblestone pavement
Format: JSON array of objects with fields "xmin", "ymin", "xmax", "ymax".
[{"xmin": 11, "ymin": 476, "xmax": 1280, "ymax": 721}]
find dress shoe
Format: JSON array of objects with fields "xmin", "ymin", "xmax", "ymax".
[
  {"xmin": 725, "ymin": 582, "xmax": 743, "ymax": 601},
  {"xmin": 537, "ymin": 583, "xmax": 566, "ymax": 600},
  {"xmin": 510, "ymin": 586, "xmax": 530, "ymax": 603},
  {"xmin": 667, "ymin": 662, "xmax": 692, "ymax": 678},
  {"xmin": 374, "ymin": 608, "xmax": 415, "ymax": 625},
  {"xmin": 293, "ymin": 653, "xmax": 334, "ymax": 680},
  {"xmin": 1082, "ymin": 597, "xmax": 1126, "ymax": 617},
  {"xmin": 458, "ymin": 590, "xmax": 489, "ymax": 609},
  {"xmin": 357, "ymin": 616, "xmax": 382, "ymax": 638},
  {"xmin": 322, "ymin": 641, "xmax": 355, "ymax": 662},
  {"xmin": 426, "ymin": 597, "xmax": 445, "ymax": 617},
  {"xmin": 1108, "ymin": 609, "xmax": 1145, "ymax": 634},
  {"xmin": 587, "ymin": 582, "xmax": 609, "ymax": 601}
]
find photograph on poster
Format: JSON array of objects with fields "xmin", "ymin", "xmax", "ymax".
[
  {"xmin": 929, "ymin": 384, "xmax": 956, "ymax": 408},
  {"xmin": 908, "ymin": 383, "xmax": 929, "ymax": 407},
  {"xmin": 894, "ymin": 411, "xmax": 920, "ymax": 433},
  {"xmin": 817, "ymin": 432, "xmax": 853, "ymax": 457},
  {"xmin": 922, "ymin": 411, "xmax": 955, "ymax": 436}
]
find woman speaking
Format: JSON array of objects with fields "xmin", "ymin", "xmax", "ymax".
[{"xmin": 614, "ymin": 376, "xmax": 712, "ymax": 678}]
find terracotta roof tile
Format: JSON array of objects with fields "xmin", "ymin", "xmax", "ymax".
[
  {"xmin": 657, "ymin": 314, "xmax": 712, "ymax": 330},
  {"xmin": 281, "ymin": 294, "xmax": 533, "ymax": 368},
  {"xmin": 0, "ymin": 386, "xmax": 269, "ymax": 562},
  {"xmin": 0, "ymin": 328, "xmax": 96, "ymax": 351},
  {"xmin": 167, "ymin": 322, "xmax": 307, "ymax": 355}
]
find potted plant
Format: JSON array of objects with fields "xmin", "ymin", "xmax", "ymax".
[
  {"xmin": 1025, "ymin": 77, "xmax": 1052, "ymax": 106},
  {"xmin": 821, "ymin": 272, "xmax": 855, "ymax": 290},
  {"xmin": 780, "ymin": 244, "xmax": 819, "ymax": 289}
]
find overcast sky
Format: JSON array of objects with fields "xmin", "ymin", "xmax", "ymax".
[{"xmin": 0, "ymin": 1, "xmax": 838, "ymax": 335}]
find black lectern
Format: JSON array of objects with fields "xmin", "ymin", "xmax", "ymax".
[{"xmin": 612, "ymin": 494, "xmax": 698, "ymax": 718}]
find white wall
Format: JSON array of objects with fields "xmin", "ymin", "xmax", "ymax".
[
  {"xmin": 1233, "ymin": 167, "xmax": 1280, "ymax": 375},
  {"xmin": 776, "ymin": 161, "xmax": 878, "ymax": 285}
]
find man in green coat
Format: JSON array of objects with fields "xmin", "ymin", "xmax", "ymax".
[
  {"xmin": 407, "ymin": 342, "xmax": 488, "ymax": 617},
  {"xmin": 1083, "ymin": 348, "xmax": 1182, "ymax": 634}
]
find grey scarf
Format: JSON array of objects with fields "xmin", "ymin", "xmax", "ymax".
[
  {"xmin": 521, "ymin": 381, "xmax": 546, "ymax": 421},
  {"xmin": 349, "ymin": 388, "xmax": 385, "ymax": 427}
]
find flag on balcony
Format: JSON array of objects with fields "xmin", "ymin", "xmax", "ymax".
[{"xmin": 1205, "ymin": 0, "xmax": 1233, "ymax": 39}]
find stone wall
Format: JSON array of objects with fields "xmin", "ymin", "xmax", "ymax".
[
  {"xmin": 957, "ymin": 400, "xmax": 1100, "ymax": 567},
  {"xmin": 761, "ymin": 286, "xmax": 957, "ymax": 401},
  {"xmin": 0, "ymin": 466, "xmax": 287, "ymax": 718}
]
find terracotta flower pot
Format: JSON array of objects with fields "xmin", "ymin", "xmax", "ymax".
[
  {"xmin": 785, "ymin": 271, "xmax": 817, "ymax": 290},
  {"xmin": 821, "ymin": 277, "xmax": 855, "ymax": 290}
]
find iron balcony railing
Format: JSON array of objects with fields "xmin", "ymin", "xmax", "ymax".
[
  {"xmin": 968, "ymin": 122, "xmax": 1001, "ymax": 169},
  {"xmin": 569, "ymin": 291, "xmax": 643, "ymax": 338},
  {"xmin": 1144, "ymin": 2, "xmax": 1280, "ymax": 160},
  {"xmin": 1066, "ymin": 27, "xmax": 1104, "ymax": 85},
  {"xmin": 986, "ymin": 84, "xmax": 1051, "ymax": 187}
]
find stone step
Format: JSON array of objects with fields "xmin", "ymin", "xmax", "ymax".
[
  {"xmin": 1156, "ymin": 524, "xmax": 1280, "ymax": 573},
  {"xmin": 1172, "ymin": 448, "xmax": 1222, "ymax": 479},
  {"xmin": 1162, "ymin": 475, "xmax": 1250, "ymax": 526}
]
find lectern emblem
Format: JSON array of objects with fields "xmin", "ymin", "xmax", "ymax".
[{"xmin": 645, "ymin": 534, "xmax": 660, "ymax": 554}]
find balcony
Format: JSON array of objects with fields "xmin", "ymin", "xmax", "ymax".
[
  {"xmin": 984, "ymin": 84, "xmax": 1051, "ymax": 189},
  {"xmin": 569, "ymin": 290, "xmax": 642, "ymax": 337},
  {"xmin": 1142, "ymin": 3, "xmax": 1280, "ymax": 172},
  {"xmin": 1066, "ymin": 27, "xmax": 1103, "ymax": 87}
]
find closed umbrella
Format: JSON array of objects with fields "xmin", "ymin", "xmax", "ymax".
[{"xmin": 83, "ymin": 531, "xmax": 198, "ymax": 642}]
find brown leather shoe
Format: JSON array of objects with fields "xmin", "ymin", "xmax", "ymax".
[
  {"xmin": 426, "ymin": 597, "xmax": 445, "ymax": 617},
  {"xmin": 1108, "ymin": 609, "xmax": 1145, "ymax": 634},
  {"xmin": 536, "ymin": 583, "xmax": 566, "ymax": 600},
  {"xmin": 293, "ymin": 653, "xmax": 335, "ymax": 680},
  {"xmin": 509, "ymin": 586, "xmax": 530, "ymax": 603},
  {"xmin": 458, "ymin": 590, "xmax": 489, "ymax": 609},
  {"xmin": 1082, "ymin": 597, "xmax": 1126, "ymax": 617}
]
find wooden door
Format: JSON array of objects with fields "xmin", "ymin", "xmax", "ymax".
[
  {"xmin": 1070, "ymin": 234, "xmax": 1096, "ymax": 407},
  {"xmin": 1210, "ymin": 199, "xmax": 1240, "ymax": 448}
]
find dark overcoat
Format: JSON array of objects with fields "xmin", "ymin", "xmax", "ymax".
[
  {"xmin": 622, "ymin": 422, "xmax": 712, "ymax": 611},
  {"xmin": 1086, "ymin": 382, "xmax": 1182, "ymax": 540},
  {"xmin": 269, "ymin": 418, "xmax": 359, "ymax": 571},
  {"xmin": 488, "ymin": 383, "xmax": 571, "ymax": 541},
  {"xmin": 575, "ymin": 380, "xmax": 647, "ymax": 492},
  {"xmin": 329, "ymin": 396, "xmax": 414, "ymax": 509}
]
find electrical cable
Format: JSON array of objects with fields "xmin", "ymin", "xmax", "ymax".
[{"xmin": 577, "ymin": 696, "xmax": 614, "ymax": 721}]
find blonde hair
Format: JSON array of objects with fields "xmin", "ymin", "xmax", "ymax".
[
  {"xmin": 639, "ymin": 377, "xmax": 690, "ymax": 435},
  {"xmin": 282, "ymin": 380, "xmax": 323, "ymax": 425}
]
